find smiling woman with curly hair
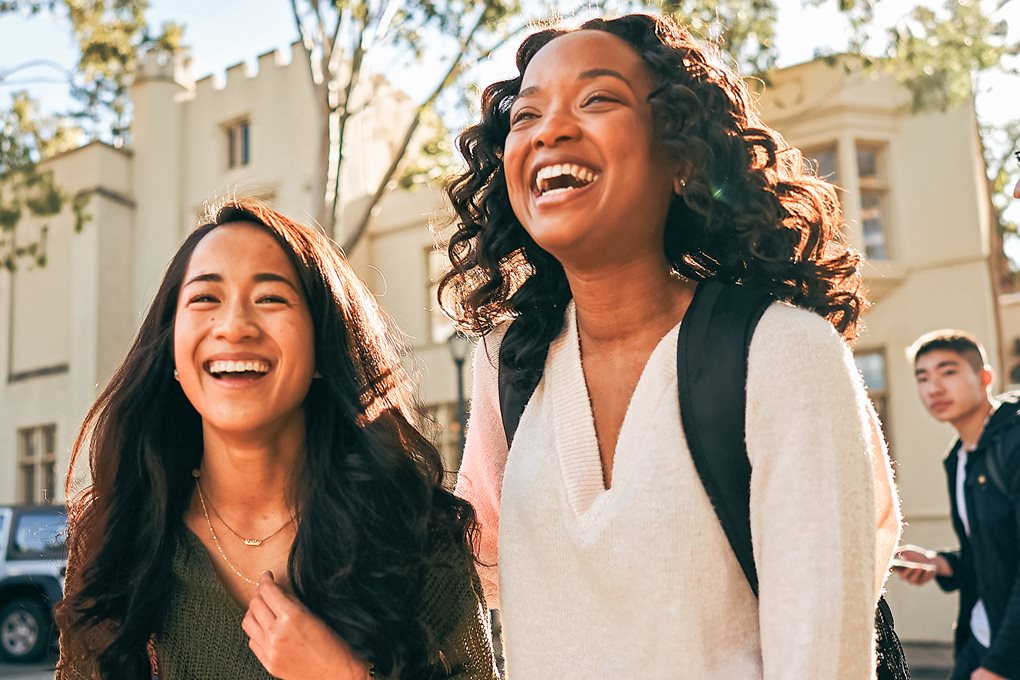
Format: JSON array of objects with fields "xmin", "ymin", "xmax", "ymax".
[{"xmin": 440, "ymin": 13, "xmax": 901, "ymax": 679}]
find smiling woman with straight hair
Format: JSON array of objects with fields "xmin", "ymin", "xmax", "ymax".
[
  {"xmin": 440, "ymin": 13, "xmax": 902, "ymax": 679},
  {"xmin": 55, "ymin": 198, "xmax": 497, "ymax": 679}
]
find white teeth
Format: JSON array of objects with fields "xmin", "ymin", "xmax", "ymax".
[
  {"xmin": 208, "ymin": 359, "xmax": 270, "ymax": 375},
  {"xmin": 535, "ymin": 163, "xmax": 599, "ymax": 191}
]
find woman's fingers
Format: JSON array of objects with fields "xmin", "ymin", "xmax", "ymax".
[
  {"xmin": 257, "ymin": 570, "xmax": 299, "ymax": 617},
  {"xmin": 247, "ymin": 591, "xmax": 277, "ymax": 630}
]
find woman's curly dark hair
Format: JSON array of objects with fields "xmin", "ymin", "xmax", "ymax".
[
  {"xmin": 439, "ymin": 13, "xmax": 866, "ymax": 383},
  {"xmin": 57, "ymin": 198, "xmax": 476, "ymax": 678}
]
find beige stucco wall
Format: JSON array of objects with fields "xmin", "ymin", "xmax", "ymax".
[
  {"xmin": 129, "ymin": 45, "xmax": 418, "ymax": 318},
  {"xmin": 0, "ymin": 142, "xmax": 135, "ymax": 503},
  {"xmin": 357, "ymin": 186, "xmax": 469, "ymax": 468},
  {"xmin": 0, "ymin": 46, "xmax": 461, "ymax": 505},
  {"xmin": 757, "ymin": 58, "xmax": 999, "ymax": 642}
]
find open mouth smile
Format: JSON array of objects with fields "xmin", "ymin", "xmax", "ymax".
[
  {"xmin": 532, "ymin": 163, "xmax": 600, "ymax": 199},
  {"xmin": 205, "ymin": 359, "xmax": 272, "ymax": 381}
]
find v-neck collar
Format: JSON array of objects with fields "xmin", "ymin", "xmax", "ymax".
[
  {"xmin": 180, "ymin": 526, "xmax": 249, "ymax": 613},
  {"xmin": 545, "ymin": 303, "xmax": 681, "ymax": 517}
]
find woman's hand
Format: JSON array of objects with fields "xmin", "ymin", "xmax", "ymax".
[{"xmin": 242, "ymin": 571, "xmax": 371, "ymax": 680}]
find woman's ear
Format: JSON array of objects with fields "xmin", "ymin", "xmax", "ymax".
[{"xmin": 673, "ymin": 160, "xmax": 691, "ymax": 196}]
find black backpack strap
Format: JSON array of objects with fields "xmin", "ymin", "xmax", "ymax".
[
  {"xmin": 677, "ymin": 280, "xmax": 772, "ymax": 596},
  {"xmin": 498, "ymin": 322, "xmax": 543, "ymax": 450}
]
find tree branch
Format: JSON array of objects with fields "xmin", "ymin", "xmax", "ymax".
[
  {"xmin": 311, "ymin": 0, "xmax": 333, "ymax": 77},
  {"xmin": 290, "ymin": 0, "xmax": 319, "ymax": 84},
  {"xmin": 367, "ymin": 0, "xmax": 400, "ymax": 50},
  {"xmin": 0, "ymin": 59, "xmax": 73, "ymax": 81},
  {"xmin": 342, "ymin": 8, "xmax": 489, "ymax": 252},
  {"xmin": 329, "ymin": 1, "xmax": 344, "ymax": 62},
  {"xmin": 324, "ymin": 0, "xmax": 369, "ymax": 237}
]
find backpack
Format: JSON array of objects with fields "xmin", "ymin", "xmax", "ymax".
[
  {"xmin": 983, "ymin": 404, "xmax": 1019, "ymax": 503},
  {"xmin": 497, "ymin": 279, "xmax": 910, "ymax": 680}
]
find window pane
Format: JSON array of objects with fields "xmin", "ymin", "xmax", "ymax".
[
  {"xmin": 42, "ymin": 425, "xmax": 56, "ymax": 456},
  {"xmin": 18, "ymin": 428, "xmax": 36, "ymax": 462},
  {"xmin": 240, "ymin": 122, "xmax": 250, "ymax": 165},
  {"xmin": 43, "ymin": 462, "xmax": 56, "ymax": 504},
  {"xmin": 861, "ymin": 190, "xmax": 886, "ymax": 260},
  {"xmin": 12, "ymin": 510, "xmax": 67, "ymax": 557},
  {"xmin": 855, "ymin": 352, "xmax": 887, "ymax": 391},
  {"xmin": 20, "ymin": 463, "xmax": 35, "ymax": 504},
  {"xmin": 857, "ymin": 147, "xmax": 878, "ymax": 180},
  {"xmin": 805, "ymin": 146, "xmax": 838, "ymax": 182},
  {"xmin": 228, "ymin": 125, "xmax": 237, "ymax": 168},
  {"xmin": 428, "ymin": 248, "xmax": 454, "ymax": 344}
]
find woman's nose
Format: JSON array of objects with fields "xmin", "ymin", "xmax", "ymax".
[
  {"xmin": 532, "ymin": 109, "xmax": 581, "ymax": 149},
  {"xmin": 212, "ymin": 301, "xmax": 259, "ymax": 341}
]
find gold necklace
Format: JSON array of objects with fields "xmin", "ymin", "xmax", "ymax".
[
  {"xmin": 191, "ymin": 469, "xmax": 295, "ymax": 546},
  {"xmin": 193, "ymin": 474, "xmax": 257, "ymax": 585}
]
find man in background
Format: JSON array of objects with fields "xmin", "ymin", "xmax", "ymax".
[{"xmin": 897, "ymin": 331, "xmax": 1019, "ymax": 679}]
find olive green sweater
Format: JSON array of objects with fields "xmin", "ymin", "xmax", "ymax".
[{"xmin": 58, "ymin": 529, "xmax": 498, "ymax": 679}]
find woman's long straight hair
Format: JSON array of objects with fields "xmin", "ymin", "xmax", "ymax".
[{"xmin": 57, "ymin": 197, "xmax": 475, "ymax": 678}]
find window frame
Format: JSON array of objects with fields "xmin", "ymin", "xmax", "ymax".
[
  {"xmin": 855, "ymin": 142, "xmax": 891, "ymax": 260},
  {"xmin": 224, "ymin": 117, "xmax": 252, "ymax": 169},
  {"xmin": 16, "ymin": 424, "xmax": 57, "ymax": 505},
  {"xmin": 426, "ymin": 246, "xmax": 454, "ymax": 346},
  {"xmin": 854, "ymin": 348, "xmax": 890, "ymax": 432}
]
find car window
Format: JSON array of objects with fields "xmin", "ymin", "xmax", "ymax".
[{"xmin": 11, "ymin": 510, "xmax": 67, "ymax": 558}]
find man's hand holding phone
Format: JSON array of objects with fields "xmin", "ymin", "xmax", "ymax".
[{"xmin": 892, "ymin": 545, "xmax": 951, "ymax": 585}]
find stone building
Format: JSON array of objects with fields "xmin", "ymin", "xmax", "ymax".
[
  {"xmin": 754, "ymin": 57, "xmax": 1001, "ymax": 642},
  {"xmin": 0, "ymin": 47, "xmax": 1005, "ymax": 645}
]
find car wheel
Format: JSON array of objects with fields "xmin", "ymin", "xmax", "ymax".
[{"xmin": 0, "ymin": 598, "xmax": 51, "ymax": 662}]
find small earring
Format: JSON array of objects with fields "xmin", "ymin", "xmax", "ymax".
[
  {"xmin": 173, "ymin": 369, "xmax": 179, "ymax": 381},
  {"xmin": 673, "ymin": 177, "xmax": 686, "ymax": 195}
]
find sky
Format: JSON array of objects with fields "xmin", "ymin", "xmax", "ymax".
[
  {"xmin": 2, "ymin": 1, "xmax": 1016, "ymax": 122},
  {"xmin": 1, "ymin": 0, "xmax": 1018, "ymax": 220}
]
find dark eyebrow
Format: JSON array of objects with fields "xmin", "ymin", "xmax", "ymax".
[
  {"xmin": 183, "ymin": 272, "xmax": 222, "ymax": 287},
  {"xmin": 578, "ymin": 68, "xmax": 632, "ymax": 87},
  {"xmin": 517, "ymin": 85, "xmax": 539, "ymax": 100},
  {"xmin": 183, "ymin": 272, "xmax": 299, "ymax": 292},
  {"xmin": 513, "ymin": 68, "xmax": 632, "ymax": 104},
  {"xmin": 253, "ymin": 273, "xmax": 298, "ymax": 289},
  {"xmin": 914, "ymin": 359, "xmax": 962, "ymax": 377}
]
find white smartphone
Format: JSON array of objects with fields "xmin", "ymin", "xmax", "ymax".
[{"xmin": 890, "ymin": 557, "xmax": 936, "ymax": 572}]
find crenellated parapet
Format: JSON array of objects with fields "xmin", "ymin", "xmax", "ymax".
[
  {"xmin": 193, "ymin": 41, "xmax": 307, "ymax": 98},
  {"xmin": 133, "ymin": 47, "xmax": 193, "ymax": 89}
]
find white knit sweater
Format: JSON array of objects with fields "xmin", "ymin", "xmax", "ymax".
[{"xmin": 456, "ymin": 301, "xmax": 900, "ymax": 679}]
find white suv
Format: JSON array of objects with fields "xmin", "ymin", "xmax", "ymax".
[{"xmin": 0, "ymin": 505, "xmax": 67, "ymax": 663}]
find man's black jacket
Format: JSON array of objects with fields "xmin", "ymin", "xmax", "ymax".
[{"xmin": 936, "ymin": 393, "xmax": 1020, "ymax": 676}]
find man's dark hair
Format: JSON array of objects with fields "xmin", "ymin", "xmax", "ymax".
[{"xmin": 907, "ymin": 329, "xmax": 988, "ymax": 374}]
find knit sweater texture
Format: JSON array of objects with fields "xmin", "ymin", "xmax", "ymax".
[
  {"xmin": 57, "ymin": 527, "xmax": 498, "ymax": 679},
  {"xmin": 456, "ymin": 301, "xmax": 901, "ymax": 679}
]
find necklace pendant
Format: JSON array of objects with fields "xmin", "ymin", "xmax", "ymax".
[{"xmin": 242, "ymin": 538, "xmax": 263, "ymax": 546}]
